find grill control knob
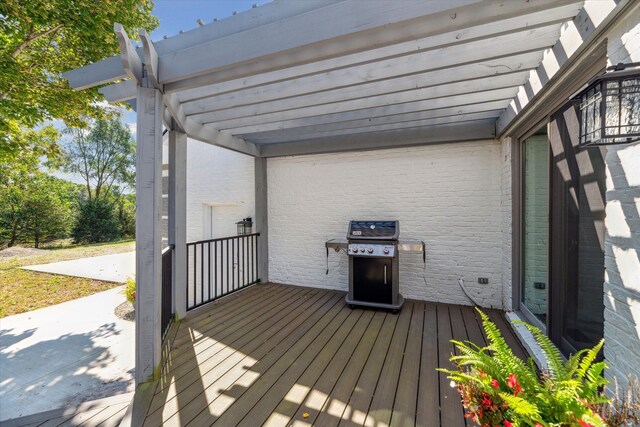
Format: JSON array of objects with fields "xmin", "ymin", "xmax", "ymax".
[
  {"xmin": 367, "ymin": 248, "xmax": 374, "ymax": 254},
  {"xmin": 360, "ymin": 247, "xmax": 365, "ymax": 253},
  {"xmin": 383, "ymin": 247, "xmax": 390, "ymax": 254}
]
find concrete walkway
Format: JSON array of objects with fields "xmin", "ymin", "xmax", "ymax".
[
  {"xmin": 22, "ymin": 252, "xmax": 135, "ymax": 283},
  {"xmin": 0, "ymin": 287, "xmax": 135, "ymax": 421}
]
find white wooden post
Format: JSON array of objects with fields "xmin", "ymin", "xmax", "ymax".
[
  {"xmin": 168, "ymin": 130, "xmax": 187, "ymax": 319},
  {"xmin": 135, "ymin": 85, "xmax": 163, "ymax": 384},
  {"xmin": 255, "ymin": 157, "xmax": 268, "ymax": 283}
]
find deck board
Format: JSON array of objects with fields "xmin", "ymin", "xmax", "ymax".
[
  {"xmin": 390, "ymin": 302, "xmax": 424, "ymax": 427},
  {"xmin": 365, "ymin": 301, "xmax": 413, "ymax": 426},
  {"xmin": 136, "ymin": 283, "xmax": 529, "ymax": 427},
  {"xmin": 416, "ymin": 303, "xmax": 440, "ymax": 427}
]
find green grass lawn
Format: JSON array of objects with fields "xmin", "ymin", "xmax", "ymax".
[{"xmin": 0, "ymin": 240, "xmax": 135, "ymax": 318}]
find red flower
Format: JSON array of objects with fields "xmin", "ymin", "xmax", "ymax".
[
  {"xmin": 490, "ymin": 378, "xmax": 500, "ymax": 388},
  {"xmin": 481, "ymin": 392, "xmax": 494, "ymax": 409},
  {"xmin": 535, "ymin": 424, "xmax": 544, "ymax": 427},
  {"xmin": 504, "ymin": 421, "xmax": 513, "ymax": 427},
  {"xmin": 507, "ymin": 373, "xmax": 523, "ymax": 396},
  {"xmin": 578, "ymin": 421, "xmax": 594, "ymax": 427}
]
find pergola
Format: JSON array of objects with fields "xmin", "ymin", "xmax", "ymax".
[{"xmin": 63, "ymin": 0, "xmax": 623, "ymax": 384}]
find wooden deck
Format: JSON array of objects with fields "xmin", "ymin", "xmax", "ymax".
[{"xmin": 141, "ymin": 283, "xmax": 527, "ymax": 427}]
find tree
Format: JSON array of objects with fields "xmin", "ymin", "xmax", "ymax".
[
  {"xmin": 116, "ymin": 194, "xmax": 136, "ymax": 239},
  {"xmin": 0, "ymin": 0, "xmax": 158, "ymax": 161},
  {"xmin": 72, "ymin": 197, "xmax": 120, "ymax": 244},
  {"xmin": 0, "ymin": 169, "xmax": 79, "ymax": 248},
  {"xmin": 21, "ymin": 175, "xmax": 78, "ymax": 247},
  {"xmin": 63, "ymin": 117, "xmax": 136, "ymax": 202}
]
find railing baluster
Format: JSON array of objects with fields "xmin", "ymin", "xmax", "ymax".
[
  {"xmin": 255, "ymin": 234, "xmax": 258, "ymax": 283},
  {"xmin": 207, "ymin": 241, "xmax": 211, "ymax": 302},
  {"xmin": 185, "ymin": 233, "xmax": 259, "ymax": 311},
  {"xmin": 194, "ymin": 244, "xmax": 197, "ymax": 306},
  {"xmin": 186, "ymin": 244, "xmax": 190, "ymax": 308},
  {"xmin": 214, "ymin": 241, "xmax": 217, "ymax": 300},
  {"xmin": 226, "ymin": 239, "xmax": 230, "ymax": 295}
]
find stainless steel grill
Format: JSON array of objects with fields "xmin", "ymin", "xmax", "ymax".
[{"xmin": 346, "ymin": 220, "xmax": 403, "ymax": 312}]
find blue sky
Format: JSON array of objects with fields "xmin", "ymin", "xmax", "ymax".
[
  {"xmin": 151, "ymin": 0, "xmax": 264, "ymax": 41},
  {"xmin": 121, "ymin": 0, "xmax": 269, "ymax": 126}
]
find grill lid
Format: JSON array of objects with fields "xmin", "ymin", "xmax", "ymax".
[{"xmin": 347, "ymin": 220, "xmax": 399, "ymax": 240}]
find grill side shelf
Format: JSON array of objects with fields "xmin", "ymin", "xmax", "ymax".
[{"xmin": 324, "ymin": 240, "xmax": 425, "ymax": 253}]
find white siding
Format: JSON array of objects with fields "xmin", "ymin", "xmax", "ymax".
[
  {"xmin": 185, "ymin": 139, "xmax": 255, "ymax": 242},
  {"xmin": 603, "ymin": 10, "xmax": 640, "ymax": 388},
  {"xmin": 267, "ymin": 141, "xmax": 505, "ymax": 308}
]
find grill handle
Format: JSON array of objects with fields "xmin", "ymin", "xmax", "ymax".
[{"xmin": 384, "ymin": 265, "xmax": 387, "ymax": 285}]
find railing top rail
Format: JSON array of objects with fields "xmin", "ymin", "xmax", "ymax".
[
  {"xmin": 162, "ymin": 245, "xmax": 174, "ymax": 255},
  {"xmin": 187, "ymin": 232, "xmax": 260, "ymax": 246}
]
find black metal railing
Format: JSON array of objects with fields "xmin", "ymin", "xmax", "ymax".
[
  {"xmin": 186, "ymin": 233, "xmax": 260, "ymax": 311},
  {"xmin": 161, "ymin": 245, "xmax": 173, "ymax": 337}
]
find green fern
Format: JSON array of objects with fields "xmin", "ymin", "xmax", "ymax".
[
  {"xmin": 515, "ymin": 320, "xmax": 566, "ymax": 380},
  {"xmin": 499, "ymin": 392, "xmax": 541, "ymax": 419},
  {"xmin": 441, "ymin": 309, "xmax": 610, "ymax": 427},
  {"xmin": 576, "ymin": 339, "xmax": 604, "ymax": 380}
]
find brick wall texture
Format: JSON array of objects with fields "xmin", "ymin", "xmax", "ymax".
[
  {"xmin": 603, "ymin": 8, "xmax": 640, "ymax": 387},
  {"xmin": 267, "ymin": 141, "xmax": 505, "ymax": 308}
]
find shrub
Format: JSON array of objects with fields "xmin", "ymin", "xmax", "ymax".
[
  {"xmin": 124, "ymin": 276, "xmax": 136, "ymax": 304},
  {"xmin": 116, "ymin": 195, "xmax": 136, "ymax": 239},
  {"xmin": 439, "ymin": 308, "xmax": 609, "ymax": 427},
  {"xmin": 598, "ymin": 376, "xmax": 640, "ymax": 426},
  {"xmin": 72, "ymin": 197, "xmax": 120, "ymax": 243}
]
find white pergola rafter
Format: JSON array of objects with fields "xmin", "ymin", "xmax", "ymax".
[{"xmin": 63, "ymin": 0, "xmax": 593, "ymax": 158}]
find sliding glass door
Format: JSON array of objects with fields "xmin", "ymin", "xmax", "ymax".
[
  {"xmin": 548, "ymin": 102, "xmax": 606, "ymax": 355},
  {"xmin": 522, "ymin": 134, "xmax": 549, "ymax": 327}
]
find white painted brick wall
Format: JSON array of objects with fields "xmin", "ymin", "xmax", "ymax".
[
  {"xmin": 603, "ymin": 10, "xmax": 640, "ymax": 388},
  {"xmin": 267, "ymin": 141, "xmax": 504, "ymax": 308},
  {"xmin": 501, "ymin": 137, "xmax": 513, "ymax": 311},
  {"xmin": 184, "ymin": 139, "xmax": 255, "ymax": 242}
]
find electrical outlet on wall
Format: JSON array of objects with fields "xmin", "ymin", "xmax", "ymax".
[
  {"xmin": 534, "ymin": 282, "xmax": 546, "ymax": 289},
  {"xmin": 478, "ymin": 277, "xmax": 489, "ymax": 285}
]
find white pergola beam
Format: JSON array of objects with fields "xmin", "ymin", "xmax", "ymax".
[
  {"xmin": 192, "ymin": 72, "xmax": 528, "ymax": 125},
  {"xmin": 175, "ymin": 1, "xmax": 581, "ymax": 102},
  {"xmin": 243, "ymin": 99, "xmax": 509, "ymax": 142},
  {"xmin": 260, "ymin": 120, "xmax": 496, "ymax": 157},
  {"xmin": 164, "ymin": 0, "xmax": 582, "ymax": 94},
  {"xmin": 62, "ymin": 1, "xmax": 338, "ymax": 90},
  {"xmin": 183, "ymin": 24, "xmax": 560, "ymax": 121},
  {"xmin": 114, "ymin": 23, "xmax": 143, "ymax": 83},
  {"xmin": 219, "ymin": 86, "xmax": 516, "ymax": 135},
  {"xmin": 162, "ymin": 93, "xmax": 260, "ymax": 157},
  {"xmin": 98, "ymin": 56, "xmax": 537, "ymax": 108},
  {"xmin": 159, "ymin": 0, "xmax": 476, "ymax": 84},
  {"xmin": 182, "ymin": 55, "xmax": 539, "ymax": 118},
  {"xmin": 140, "ymin": 30, "xmax": 161, "ymax": 89},
  {"xmin": 134, "ymin": 30, "xmax": 259, "ymax": 157},
  {"xmin": 497, "ymin": 0, "xmax": 627, "ymax": 134},
  {"xmin": 64, "ymin": 56, "xmax": 127, "ymax": 91},
  {"xmin": 99, "ymin": 80, "xmax": 137, "ymax": 104},
  {"xmin": 246, "ymin": 111, "xmax": 502, "ymax": 144}
]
